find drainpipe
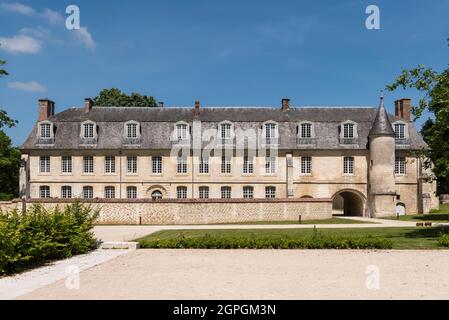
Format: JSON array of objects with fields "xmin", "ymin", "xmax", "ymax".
[{"xmin": 119, "ymin": 150, "xmax": 123, "ymax": 199}]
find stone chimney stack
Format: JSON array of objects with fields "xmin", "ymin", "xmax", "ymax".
[
  {"xmin": 85, "ymin": 98, "xmax": 93, "ymax": 113},
  {"xmin": 38, "ymin": 99, "xmax": 55, "ymax": 121},
  {"xmin": 394, "ymin": 98, "xmax": 412, "ymax": 121},
  {"xmin": 281, "ymin": 98, "xmax": 290, "ymax": 111},
  {"xmin": 195, "ymin": 100, "xmax": 200, "ymax": 110},
  {"xmin": 158, "ymin": 101, "xmax": 164, "ymax": 108}
]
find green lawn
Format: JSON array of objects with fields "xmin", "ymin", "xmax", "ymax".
[
  {"xmin": 384, "ymin": 204, "xmax": 449, "ymax": 223},
  {"xmin": 212, "ymin": 217, "xmax": 374, "ymax": 225},
  {"xmin": 136, "ymin": 226, "xmax": 449, "ymax": 250}
]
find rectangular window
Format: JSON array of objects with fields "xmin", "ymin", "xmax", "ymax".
[
  {"xmin": 105, "ymin": 156, "xmax": 116, "ymax": 173},
  {"xmin": 221, "ymin": 156, "xmax": 231, "ymax": 174},
  {"xmin": 243, "ymin": 186, "xmax": 254, "ymax": 199},
  {"xmin": 343, "ymin": 156, "xmax": 354, "ymax": 175},
  {"xmin": 265, "ymin": 123, "xmax": 276, "ymax": 139},
  {"xmin": 221, "ymin": 186, "xmax": 231, "ymax": 199},
  {"xmin": 105, "ymin": 186, "xmax": 115, "ymax": 199},
  {"xmin": 40, "ymin": 156, "xmax": 50, "ymax": 173},
  {"xmin": 61, "ymin": 156, "xmax": 72, "ymax": 173},
  {"xmin": 83, "ymin": 123, "xmax": 94, "ymax": 138},
  {"xmin": 395, "ymin": 157, "xmax": 406, "ymax": 175},
  {"xmin": 177, "ymin": 186, "xmax": 187, "ymax": 199},
  {"xmin": 83, "ymin": 156, "xmax": 94, "ymax": 173},
  {"xmin": 177, "ymin": 156, "xmax": 187, "ymax": 174},
  {"xmin": 152, "ymin": 156, "xmax": 162, "ymax": 174},
  {"xmin": 127, "ymin": 186, "xmax": 137, "ymax": 199},
  {"xmin": 176, "ymin": 124, "xmax": 187, "ymax": 140},
  {"xmin": 221, "ymin": 123, "xmax": 232, "ymax": 139},
  {"xmin": 40, "ymin": 123, "xmax": 51, "ymax": 138},
  {"xmin": 127, "ymin": 123, "xmax": 138, "ymax": 138},
  {"xmin": 199, "ymin": 157, "xmax": 209, "ymax": 174},
  {"xmin": 127, "ymin": 156, "xmax": 137, "ymax": 174},
  {"xmin": 61, "ymin": 186, "xmax": 72, "ymax": 199},
  {"xmin": 39, "ymin": 186, "xmax": 50, "ymax": 198},
  {"xmin": 394, "ymin": 124, "xmax": 405, "ymax": 139},
  {"xmin": 243, "ymin": 156, "xmax": 254, "ymax": 174},
  {"xmin": 300, "ymin": 123, "xmax": 312, "ymax": 138},
  {"xmin": 265, "ymin": 156, "xmax": 276, "ymax": 174},
  {"xmin": 343, "ymin": 123, "xmax": 354, "ymax": 139},
  {"xmin": 199, "ymin": 186, "xmax": 209, "ymax": 199},
  {"xmin": 301, "ymin": 156, "xmax": 312, "ymax": 174},
  {"xmin": 265, "ymin": 186, "xmax": 276, "ymax": 199},
  {"xmin": 83, "ymin": 186, "xmax": 93, "ymax": 199}
]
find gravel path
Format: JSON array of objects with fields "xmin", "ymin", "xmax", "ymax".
[{"xmin": 19, "ymin": 249, "xmax": 449, "ymax": 300}]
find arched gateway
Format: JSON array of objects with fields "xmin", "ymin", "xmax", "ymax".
[{"xmin": 332, "ymin": 189, "xmax": 366, "ymax": 217}]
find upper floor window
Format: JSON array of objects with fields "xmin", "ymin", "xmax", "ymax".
[
  {"xmin": 61, "ymin": 156, "xmax": 72, "ymax": 173},
  {"xmin": 127, "ymin": 156, "xmax": 137, "ymax": 174},
  {"xmin": 83, "ymin": 186, "xmax": 94, "ymax": 199},
  {"xmin": 177, "ymin": 186, "xmax": 188, "ymax": 199},
  {"xmin": 221, "ymin": 156, "xmax": 231, "ymax": 174},
  {"xmin": 199, "ymin": 156, "xmax": 209, "ymax": 174},
  {"xmin": 37, "ymin": 121, "xmax": 54, "ymax": 145},
  {"xmin": 177, "ymin": 156, "xmax": 187, "ymax": 174},
  {"xmin": 243, "ymin": 155, "xmax": 254, "ymax": 174},
  {"xmin": 152, "ymin": 156, "xmax": 162, "ymax": 174},
  {"xmin": 393, "ymin": 122, "xmax": 407, "ymax": 139},
  {"xmin": 301, "ymin": 156, "xmax": 312, "ymax": 175},
  {"xmin": 264, "ymin": 122, "xmax": 277, "ymax": 139},
  {"xmin": 105, "ymin": 156, "xmax": 116, "ymax": 174},
  {"xmin": 243, "ymin": 186, "xmax": 254, "ymax": 199},
  {"xmin": 265, "ymin": 186, "xmax": 276, "ymax": 199},
  {"xmin": 221, "ymin": 186, "xmax": 232, "ymax": 199},
  {"xmin": 127, "ymin": 186, "xmax": 137, "ymax": 199},
  {"xmin": 40, "ymin": 156, "xmax": 50, "ymax": 173},
  {"xmin": 40, "ymin": 186, "xmax": 51, "ymax": 198},
  {"xmin": 80, "ymin": 121, "xmax": 97, "ymax": 139},
  {"xmin": 83, "ymin": 156, "xmax": 94, "ymax": 173},
  {"xmin": 176, "ymin": 123, "xmax": 188, "ymax": 140},
  {"xmin": 395, "ymin": 157, "xmax": 406, "ymax": 175},
  {"xmin": 343, "ymin": 156, "xmax": 354, "ymax": 175},
  {"xmin": 124, "ymin": 121, "xmax": 140, "ymax": 139},
  {"xmin": 299, "ymin": 122, "xmax": 313, "ymax": 138},
  {"xmin": 40, "ymin": 123, "xmax": 52, "ymax": 138},
  {"xmin": 343, "ymin": 123, "xmax": 355, "ymax": 138},
  {"xmin": 265, "ymin": 156, "xmax": 276, "ymax": 174}
]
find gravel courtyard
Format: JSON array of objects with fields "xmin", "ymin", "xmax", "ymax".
[{"xmin": 19, "ymin": 249, "xmax": 449, "ymax": 300}]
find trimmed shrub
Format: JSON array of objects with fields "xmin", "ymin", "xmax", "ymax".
[
  {"xmin": 438, "ymin": 234, "xmax": 449, "ymax": 247},
  {"xmin": 0, "ymin": 201, "xmax": 99, "ymax": 275}
]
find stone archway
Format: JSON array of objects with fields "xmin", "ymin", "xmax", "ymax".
[
  {"xmin": 332, "ymin": 189, "xmax": 365, "ymax": 217},
  {"xmin": 146, "ymin": 185, "xmax": 168, "ymax": 199}
]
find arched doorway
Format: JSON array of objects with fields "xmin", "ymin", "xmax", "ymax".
[
  {"xmin": 332, "ymin": 190, "xmax": 365, "ymax": 216},
  {"xmin": 147, "ymin": 185, "xmax": 167, "ymax": 199},
  {"xmin": 396, "ymin": 203, "xmax": 406, "ymax": 216}
]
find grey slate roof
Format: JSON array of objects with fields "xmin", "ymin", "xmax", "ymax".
[
  {"xmin": 20, "ymin": 106, "xmax": 428, "ymax": 151},
  {"xmin": 369, "ymin": 97, "xmax": 395, "ymax": 137}
]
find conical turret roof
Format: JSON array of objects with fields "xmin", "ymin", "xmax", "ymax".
[{"xmin": 369, "ymin": 92, "xmax": 395, "ymax": 137}]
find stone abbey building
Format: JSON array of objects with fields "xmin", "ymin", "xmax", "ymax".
[{"xmin": 17, "ymin": 95, "xmax": 439, "ymax": 224}]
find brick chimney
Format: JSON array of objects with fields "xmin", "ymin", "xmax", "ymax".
[
  {"xmin": 158, "ymin": 101, "xmax": 164, "ymax": 108},
  {"xmin": 394, "ymin": 98, "xmax": 412, "ymax": 121},
  {"xmin": 38, "ymin": 99, "xmax": 55, "ymax": 121},
  {"xmin": 85, "ymin": 98, "xmax": 93, "ymax": 113},
  {"xmin": 281, "ymin": 98, "xmax": 290, "ymax": 111},
  {"xmin": 195, "ymin": 100, "xmax": 200, "ymax": 110}
]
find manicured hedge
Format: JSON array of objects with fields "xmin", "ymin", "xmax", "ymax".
[
  {"xmin": 0, "ymin": 202, "xmax": 99, "ymax": 275},
  {"xmin": 438, "ymin": 234, "xmax": 449, "ymax": 247},
  {"xmin": 139, "ymin": 232, "xmax": 393, "ymax": 249}
]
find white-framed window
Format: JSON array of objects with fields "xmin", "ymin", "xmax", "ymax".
[
  {"xmin": 265, "ymin": 186, "xmax": 276, "ymax": 199},
  {"xmin": 395, "ymin": 157, "xmax": 406, "ymax": 175},
  {"xmin": 105, "ymin": 186, "xmax": 115, "ymax": 199},
  {"xmin": 83, "ymin": 186, "xmax": 93, "ymax": 199},
  {"xmin": 176, "ymin": 123, "xmax": 188, "ymax": 140},
  {"xmin": 105, "ymin": 156, "xmax": 115, "ymax": 173},
  {"xmin": 61, "ymin": 156, "xmax": 72, "ymax": 173},
  {"xmin": 199, "ymin": 157, "xmax": 209, "ymax": 174},
  {"xmin": 177, "ymin": 156, "xmax": 187, "ymax": 174},
  {"xmin": 126, "ymin": 122, "xmax": 138, "ymax": 139},
  {"xmin": 265, "ymin": 156, "xmax": 276, "ymax": 174},
  {"xmin": 299, "ymin": 123, "xmax": 312, "ymax": 138},
  {"xmin": 83, "ymin": 156, "xmax": 94, "ymax": 173},
  {"xmin": 61, "ymin": 186, "xmax": 72, "ymax": 199},
  {"xmin": 243, "ymin": 156, "xmax": 254, "ymax": 174},
  {"xmin": 343, "ymin": 156, "xmax": 354, "ymax": 175},
  {"xmin": 127, "ymin": 156, "xmax": 137, "ymax": 174},
  {"xmin": 40, "ymin": 122, "xmax": 52, "ymax": 138},
  {"xmin": 221, "ymin": 186, "xmax": 231, "ymax": 199},
  {"xmin": 83, "ymin": 122, "xmax": 95, "ymax": 138},
  {"xmin": 220, "ymin": 123, "xmax": 232, "ymax": 139},
  {"xmin": 39, "ymin": 186, "xmax": 50, "ymax": 198},
  {"xmin": 394, "ymin": 123, "xmax": 406, "ymax": 139},
  {"xmin": 40, "ymin": 156, "xmax": 50, "ymax": 173},
  {"xmin": 221, "ymin": 156, "xmax": 231, "ymax": 174},
  {"xmin": 265, "ymin": 123, "xmax": 277, "ymax": 139},
  {"xmin": 243, "ymin": 186, "xmax": 254, "ymax": 199},
  {"xmin": 127, "ymin": 186, "xmax": 137, "ymax": 199},
  {"xmin": 301, "ymin": 156, "xmax": 312, "ymax": 175},
  {"xmin": 343, "ymin": 123, "xmax": 355, "ymax": 138},
  {"xmin": 177, "ymin": 186, "xmax": 187, "ymax": 199},
  {"xmin": 199, "ymin": 186, "xmax": 209, "ymax": 199},
  {"xmin": 152, "ymin": 156, "xmax": 162, "ymax": 174}
]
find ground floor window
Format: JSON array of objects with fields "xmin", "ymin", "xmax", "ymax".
[
  {"xmin": 61, "ymin": 186, "xmax": 72, "ymax": 199},
  {"xmin": 177, "ymin": 186, "xmax": 187, "ymax": 199},
  {"xmin": 105, "ymin": 186, "xmax": 115, "ymax": 199},
  {"xmin": 151, "ymin": 190, "xmax": 163, "ymax": 200},
  {"xmin": 265, "ymin": 186, "xmax": 276, "ymax": 198},
  {"xmin": 83, "ymin": 186, "xmax": 93, "ymax": 199},
  {"xmin": 243, "ymin": 186, "xmax": 253, "ymax": 199},
  {"xmin": 221, "ymin": 186, "xmax": 231, "ymax": 199},
  {"xmin": 127, "ymin": 186, "xmax": 137, "ymax": 199},
  {"xmin": 40, "ymin": 186, "xmax": 51, "ymax": 198}
]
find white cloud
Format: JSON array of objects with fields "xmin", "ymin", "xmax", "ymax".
[
  {"xmin": 0, "ymin": 2, "xmax": 35, "ymax": 15},
  {"xmin": 8, "ymin": 81, "xmax": 46, "ymax": 93},
  {"xmin": 0, "ymin": 34, "xmax": 42, "ymax": 53},
  {"xmin": 72, "ymin": 27, "xmax": 96, "ymax": 50},
  {"xmin": 20, "ymin": 27, "xmax": 51, "ymax": 41},
  {"xmin": 41, "ymin": 8, "xmax": 63, "ymax": 25}
]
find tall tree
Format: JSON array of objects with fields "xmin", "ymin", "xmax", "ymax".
[
  {"xmin": 0, "ymin": 56, "xmax": 20, "ymax": 200},
  {"xmin": 386, "ymin": 39, "xmax": 449, "ymax": 194},
  {"xmin": 93, "ymin": 88, "xmax": 158, "ymax": 107}
]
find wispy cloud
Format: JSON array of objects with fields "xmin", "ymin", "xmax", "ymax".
[
  {"xmin": 71, "ymin": 27, "xmax": 96, "ymax": 50},
  {"xmin": 0, "ymin": 34, "xmax": 42, "ymax": 53},
  {"xmin": 0, "ymin": 2, "xmax": 35, "ymax": 15},
  {"xmin": 41, "ymin": 8, "xmax": 64, "ymax": 25},
  {"xmin": 8, "ymin": 81, "xmax": 46, "ymax": 92}
]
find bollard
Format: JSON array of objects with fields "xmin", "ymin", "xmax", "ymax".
[{"xmin": 298, "ymin": 215, "xmax": 302, "ymax": 224}]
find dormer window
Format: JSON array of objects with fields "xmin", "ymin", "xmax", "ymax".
[
  {"xmin": 218, "ymin": 121, "xmax": 234, "ymax": 146},
  {"xmin": 40, "ymin": 123, "xmax": 51, "ymax": 138},
  {"xmin": 80, "ymin": 121, "xmax": 97, "ymax": 145},
  {"xmin": 392, "ymin": 121, "xmax": 409, "ymax": 146},
  {"xmin": 176, "ymin": 123, "xmax": 187, "ymax": 140},
  {"xmin": 297, "ymin": 121, "xmax": 316, "ymax": 145},
  {"xmin": 339, "ymin": 121, "xmax": 358, "ymax": 145},
  {"xmin": 83, "ymin": 123, "xmax": 94, "ymax": 138},
  {"xmin": 300, "ymin": 123, "xmax": 312, "ymax": 138},
  {"xmin": 343, "ymin": 123, "xmax": 354, "ymax": 138},
  {"xmin": 127, "ymin": 123, "xmax": 138, "ymax": 138},
  {"xmin": 37, "ymin": 120, "xmax": 55, "ymax": 145},
  {"xmin": 394, "ymin": 123, "xmax": 405, "ymax": 139},
  {"xmin": 123, "ymin": 121, "xmax": 141, "ymax": 145},
  {"xmin": 262, "ymin": 121, "xmax": 278, "ymax": 146}
]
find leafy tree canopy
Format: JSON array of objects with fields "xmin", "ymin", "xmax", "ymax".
[
  {"xmin": 386, "ymin": 39, "xmax": 449, "ymax": 194},
  {"xmin": 93, "ymin": 88, "xmax": 158, "ymax": 107}
]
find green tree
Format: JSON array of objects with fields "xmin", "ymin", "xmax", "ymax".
[
  {"xmin": 93, "ymin": 88, "xmax": 158, "ymax": 107},
  {"xmin": 386, "ymin": 39, "xmax": 449, "ymax": 194},
  {"xmin": 0, "ymin": 56, "xmax": 20, "ymax": 200}
]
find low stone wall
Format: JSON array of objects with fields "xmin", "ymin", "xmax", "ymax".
[
  {"xmin": 0, "ymin": 198, "xmax": 333, "ymax": 225},
  {"xmin": 440, "ymin": 194, "xmax": 449, "ymax": 205}
]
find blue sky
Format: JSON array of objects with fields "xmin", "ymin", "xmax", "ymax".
[{"xmin": 0, "ymin": 0, "xmax": 448, "ymax": 146}]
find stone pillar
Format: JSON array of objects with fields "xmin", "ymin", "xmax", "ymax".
[
  {"xmin": 19, "ymin": 154, "xmax": 29, "ymax": 199},
  {"xmin": 286, "ymin": 153, "xmax": 294, "ymax": 198}
]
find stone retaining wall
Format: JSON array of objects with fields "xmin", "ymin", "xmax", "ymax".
[{"xmin": 0, "ymin": 198, "xmax": 333, "ymax": 225}]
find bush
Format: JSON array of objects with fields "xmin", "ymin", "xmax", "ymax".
[
  {"xmin": 438, "ymin": 234, "xmax": 449, "ymax": 247},
  {"xmin": 139, "ymin": 232, "xmax": 393, "ymax": 250},
  {"xmin": 0, "ymin": 201, "xmax": 99, "ymax": 275}
]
